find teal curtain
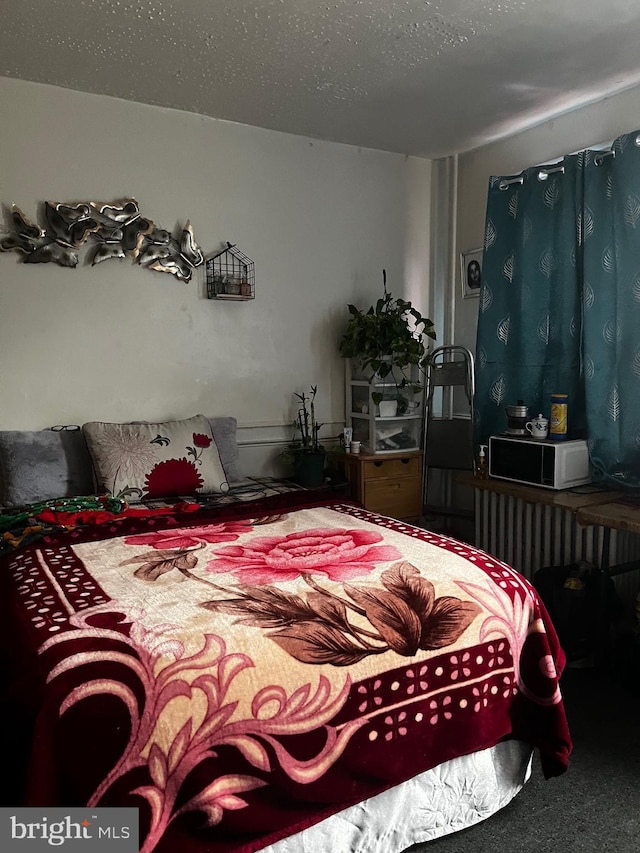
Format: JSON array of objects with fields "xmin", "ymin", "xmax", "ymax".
[{"xmin": 474, "ymin": 129, "xmax": 640, "ymax": 487}]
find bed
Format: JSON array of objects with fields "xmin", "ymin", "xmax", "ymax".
[{"xmin": 0, "ymin": 415, "xmax": 572, "ymax": 853}]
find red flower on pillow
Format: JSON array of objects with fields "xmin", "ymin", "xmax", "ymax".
[
  {"xmin": 144, "ymin": 458, "xmax": 204, "ymax": 498},
  {"xmin": 206, "ymin": 527, "xmax": 402, "ymax": 584},
  {"xmin": 187, "ymin": 432, "xmax": 214, "ymax": 467},
  {"xmin": 192, "ymin": 433, "xmax": 212, "ymax": 448}
]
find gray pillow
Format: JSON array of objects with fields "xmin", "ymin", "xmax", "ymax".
[
  {"xmin": 0, "ymin": 429, "xmax": 95, "ymax": 507},
  {"xmin": 208, "ymin": 417, "xmax": 242, "ymax": 482}
]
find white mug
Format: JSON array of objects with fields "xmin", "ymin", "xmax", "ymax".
[
  {"xmin": 351, "ymin": 440, "xmax": 361, "ymax": 454},
  {"xmin": 526, "ymin": 414, "xmax": 549, "ymax": 440}
]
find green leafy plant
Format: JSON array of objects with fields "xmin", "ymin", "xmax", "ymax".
[{"xmin": 338, "ymin": 269, "xmax": 436, "ymax": 404}]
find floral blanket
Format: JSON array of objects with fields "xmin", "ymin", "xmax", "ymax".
[{"xmin": 0, "ymin": 491, "xmax": 571, "ymax": 853}]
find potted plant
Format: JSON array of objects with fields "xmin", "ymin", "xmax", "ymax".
[
  {"xmin": 280, "ymin": 385, "xmax": 327, "ymax": 487},
  {"xmin": 338, "ymin": 269, "xmax": 436, "ymax": 405}
]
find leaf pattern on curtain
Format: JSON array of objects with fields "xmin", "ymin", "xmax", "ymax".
[
  {"xmin": 539, "ymin": 249, "xmax": 556, "ymax": 278},
  {"xmin": 601, "ymin": 244, "xmax": 618, "ymax": 273},
  {"xmin": 475, "ymin": 128, "xmax": 640, "ymax": 487},
  {"xmin": 602, "ymin": 320, "xmax": 622, "ymax": 345},
  {"xmin": 490, "ymin": 374, "xmax": 507, "ymax": 406},
  {"xmin": 484, "ymin": 219, "xmax": 497, "ymax": 250},
  {"xmin": 537, "ymin": 316, "xmax": 550, "ymax": 345},
  {"xmin": 497, "ymin": 315, "xmax": 511, "ymax": 345},
  {"xmin": 503, "ymin": 252, "xmax": 515, "ymax": 282},
  {"xmin": 584, "ymin": 356, "xmax": 595, "ymax": 381},
  {"xmin": 480, "ymin": 286, "xmax": 493, "ymax": 313},
  {"xmin": 582, "ymin": 282, "xmax": 595, "ymax": 311},
  {"xmin": 578, "ymin": 207, "xmax": 595, "ymax": 242},
  {"xmin": 623, "ymin": 192, "xmax": 640, "ymax": 227},
  {"xmin": 606, "ymin": 386, "xmax": 621, "ymax": 423},
  {"xmin": 543, "ymin": 180, "xmax": 561, "ymax": 210}
]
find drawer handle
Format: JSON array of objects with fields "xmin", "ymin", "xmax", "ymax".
[
  {"xmin": 374, "ymin": 461, "xmax": 384, "ymax": 468},
  {"xmin": 401, "ymin": 458, "xmax": 411, "ymax": 465}
]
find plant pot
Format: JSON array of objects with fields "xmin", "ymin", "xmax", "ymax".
[
  {"xmin": 294, "ymin": 450, "xmax": 327, "ymax": 488},
  {"xmin": 379, "ymin": 400, "xmax": 398, "ymax": 417}
]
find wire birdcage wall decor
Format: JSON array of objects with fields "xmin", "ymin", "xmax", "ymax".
[{"xmin": 205, "ymin": 242, "xmax": 255, "ymax": 300}]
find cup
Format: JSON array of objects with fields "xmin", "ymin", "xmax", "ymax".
[
  {"xmin": 351, "ymin": 440, "xmax": 361, "ymax": 454},
  {"xmin": 526, "ymin": 414, "xmax": 549, "ymax": 440}
]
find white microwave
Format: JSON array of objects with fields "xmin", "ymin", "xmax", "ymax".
[{"xmin": 488, "ymin": 435, "xmax": 591, "ymax": 490}]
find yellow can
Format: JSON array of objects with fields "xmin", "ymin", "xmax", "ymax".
[{"xmin": 550, "ymin": 393, "xmax": 568, "ymax": 440}]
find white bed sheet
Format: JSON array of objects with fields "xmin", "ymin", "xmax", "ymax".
[{"xmin": 263, "ymin": 740, "xmax": 533, "ymax": 853}]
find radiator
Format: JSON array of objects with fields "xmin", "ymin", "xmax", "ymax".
[{"xmin": 474, "ymin": 490, "xmax": 640, "ymax": 612}]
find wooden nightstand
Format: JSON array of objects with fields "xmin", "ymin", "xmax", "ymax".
[{"xmin": 342, "ymin": 450, "xmax": 423, "ymax": 521}]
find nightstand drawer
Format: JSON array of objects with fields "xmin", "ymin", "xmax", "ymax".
[
  {"xmin": 361, "ymin": 455, "xmax": 421, "ymax": 481},
  {"xmin": 364, "ymin": 478, "xmax": 422, "ymax": 519},
  {"xmin": 341, "ymin": 450, "xmax": 423, "ymax": 521}
]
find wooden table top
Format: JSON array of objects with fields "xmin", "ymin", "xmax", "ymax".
[
  {"xmin": 576, "ymin": 496, "xmax": 640, "ymax": 534},
  {"xmin": 457, "ymin": 474, "xmax": 622, "ymax": 513}
]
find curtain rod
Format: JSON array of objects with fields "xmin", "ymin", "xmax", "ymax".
[
  {"xmin": 594, "ymin": 149, "xmax": 615, "ymax": 166},
  {"xmin": 498, "ymin": 133, "xmax": 640, "ymax": 191},
  {"xmin": 498, "ymin": 165, "xmax": 564, "ymax": 190},
  {"xmin": 498, "ymin": 176, "xmax": 524, "ymax": 189},
  {"xmin": 498, "ymin": 141, "xmax": 637, "ymax": 190},
  {"xmin": 537, "ymin": 165, "xmax": 565, "ymax": 181}
]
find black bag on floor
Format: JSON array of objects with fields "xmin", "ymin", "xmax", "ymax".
[{"xmin": 533, "ymin": 562, "xmax": 623, "ymax": 662}]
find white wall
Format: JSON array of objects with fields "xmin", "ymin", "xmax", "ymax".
[
  {"xmin": 0, "ymin": 78, "xmax": 432, "ymax": 474},
  {"xmin": 452, "ymin": 83, "xmax": 640, "ymax": 357}
]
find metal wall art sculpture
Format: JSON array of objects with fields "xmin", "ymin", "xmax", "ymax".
[{"xmin": 0, "ymin": 199, "xmax": 204, "ymax": 282}]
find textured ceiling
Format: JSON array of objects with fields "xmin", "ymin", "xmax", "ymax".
[{"xmin": 3, "ymin": 0, "xmax": 640, "ymax": 158}]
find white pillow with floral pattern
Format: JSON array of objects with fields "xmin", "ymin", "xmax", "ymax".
[{"xmin": 83, "ymin": 414, "xmax": 229, "ymax": 500}]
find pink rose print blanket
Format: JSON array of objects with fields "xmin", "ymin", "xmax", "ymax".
[{"xmin": 0, "ymin": 491, "xmax": 571, "ymax": 852}]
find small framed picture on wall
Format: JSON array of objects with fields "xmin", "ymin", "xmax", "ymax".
[{"xmin": 460, "ymin": 248, "xmax": 483, "ymax": 299}]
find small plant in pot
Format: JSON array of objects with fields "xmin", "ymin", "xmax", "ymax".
[
  {"xmin": 338, "ymin": 269, "xmax": 436, "ymax": 406},
  {"xmin": 280, "ymin": 385, "xmax": 326, "ymax": 487}
]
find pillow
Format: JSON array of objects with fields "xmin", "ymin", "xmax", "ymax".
[
  {"xmin": 115, "ymin": 416, "xmax": 241, "ymax": 483},
  {"xmin": 0, "ymin": 428, "xmax": 95, "ymax": 507},
  {"xmin": 83, "ymin": 414, "xmax": 229, "ymax": 500},
  {"xmin": 208, "ymin": 416, "xmax": 242, "ymax": 482}
]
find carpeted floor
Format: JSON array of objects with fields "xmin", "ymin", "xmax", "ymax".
[{"xmin": 406, "ymin": 660, "xmax": 640, "ymax": 852}]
